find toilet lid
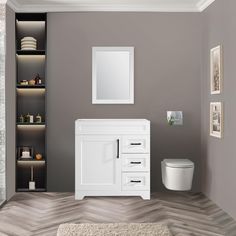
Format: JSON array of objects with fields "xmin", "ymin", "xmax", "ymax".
[{"xmin": 163, "ymin": 159, "xmax": 194, "ymax": 168}]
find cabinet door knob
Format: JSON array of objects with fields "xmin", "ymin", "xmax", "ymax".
[
  {"xmin": 117, "ymin": 139, "xmax": 119, "ymax": 159},
  {"xmin": 130, "ymin": 180, "xmax": 141, "ymax": 183}
]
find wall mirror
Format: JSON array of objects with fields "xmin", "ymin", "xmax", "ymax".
[{"xmin": 92, "ymin": 47, "xmax": 134, "ymax": 104}]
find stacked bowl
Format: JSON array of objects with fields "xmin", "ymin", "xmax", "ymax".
[{"xmin": 21, "ymin": 37, "xmax": 37, "ymax": 50}]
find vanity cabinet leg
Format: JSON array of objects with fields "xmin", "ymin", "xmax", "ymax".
[
  {"xmin": 141, "ymin": 192, "xmax": 151, "ymax": 200},
  {"xmin": 75, "ymin": 192, "xmax": 85, "ymax": 200}
]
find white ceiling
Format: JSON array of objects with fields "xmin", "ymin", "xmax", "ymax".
[{"xmin": 7, "ymin": 0, "xmax": 215, "ymax": 12}]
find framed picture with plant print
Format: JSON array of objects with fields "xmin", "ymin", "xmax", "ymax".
[
  {"xmin": 210, "ymin": 45, "xmax": 223, "ymax": 94},
  {"xmin": 210, "ymin": 102, "xmax": 223, "ymax": 138}
]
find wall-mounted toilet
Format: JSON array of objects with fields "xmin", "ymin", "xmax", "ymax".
[{"xmin": 161, "ymin": 159, "xmax": 194, "ymax": 191}]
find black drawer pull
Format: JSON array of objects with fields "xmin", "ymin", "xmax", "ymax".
[
  {"xmin": 130, "ymin": 161, "xmax": 142, "ymax": 164},
  {"xmin": 130, "ymin": 143, "xmax": 142, "ymax": 146},
  {"xmin": 130, "ymin": 180, "xmax": 142, "ymax": 183}
]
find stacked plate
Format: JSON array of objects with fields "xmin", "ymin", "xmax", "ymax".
[{"xmin": 21, "ymin": 37, "xmax": 37, "ymax": 50}]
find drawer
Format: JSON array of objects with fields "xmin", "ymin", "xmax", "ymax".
[
  {"xmin": 122, "ymin": 172, "xmax": 150, "ymax": 191},
  {"xmin": 122, "ymin": 154, "xmax": 150, "ymax": 172},
  {"xmin": 122, "ymin": 135, "xmax": 150, "ymax": 153}
]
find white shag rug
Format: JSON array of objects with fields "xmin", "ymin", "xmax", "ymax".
[{"xmin": 57, "ymin": 223, "xmax": 172, "ymax": 236}]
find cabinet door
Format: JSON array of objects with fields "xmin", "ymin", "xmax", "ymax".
[{"xmin": 76, "ymin": 135, "xmax": 121, "ymax": 191}]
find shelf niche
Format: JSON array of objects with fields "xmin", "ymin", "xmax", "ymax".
[{"xmin": 16, "ymin": 13, "xmax": 47, "ymax": 192}]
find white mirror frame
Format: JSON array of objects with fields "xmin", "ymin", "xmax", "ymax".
[{"xmin": 92, "ymin": 47, "xmax": 134, "ymax": 104}]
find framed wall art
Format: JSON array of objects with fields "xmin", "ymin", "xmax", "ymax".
[
  {"xmin": 210, "ymin": 102, "xmax": 223, "ymax": 138},
  {"xmin": 210, "ymin": 45, "xmax": 223, "ymax": 94}
]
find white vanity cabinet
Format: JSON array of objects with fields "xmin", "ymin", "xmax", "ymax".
[{"xmin": 75, "ymin": 119, "xmax": 150, "ymax": 200}]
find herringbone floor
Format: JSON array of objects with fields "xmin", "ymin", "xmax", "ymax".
[{"xmin": 0, "ymin": 192, "xmax": 235, "ymax": 236}]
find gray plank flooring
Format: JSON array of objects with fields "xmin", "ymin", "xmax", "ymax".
[{"xmin": 0, "ymin": 192, "xmax": 235, "ymax": 236}]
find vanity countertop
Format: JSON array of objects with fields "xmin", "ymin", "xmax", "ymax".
[{"xmin": 75, "ymin": 119, "xmax": 150, "ymax": 135}]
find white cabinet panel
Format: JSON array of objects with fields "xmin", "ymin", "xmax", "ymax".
[{"xmin": 76, "ymin": 135, "xmax": 121, "ymax": 191}]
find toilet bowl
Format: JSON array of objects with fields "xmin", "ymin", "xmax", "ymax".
[{"xmin": 161, "ymin": 159, "xmax": 194, "ymax": 191}]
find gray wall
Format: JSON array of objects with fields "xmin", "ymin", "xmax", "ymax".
[
  {"xmin": 5, "ymin": 5, "xmax": 16, "ymax": 200},
  {"xmin": 47, "ymin": 12, "xmax": 202, "ymax": 192},
  {"xmin": 4, "ymin": 1, "xmax": 236, "ymax": 220},
  {"xmin": 201, "ymin": 0, "xmax": 236, "ymax": 219}
]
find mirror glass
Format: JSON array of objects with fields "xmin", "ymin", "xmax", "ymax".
[{"xmin": 92, "ymin": 47, "xmax": 134, "ymax": 104}]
